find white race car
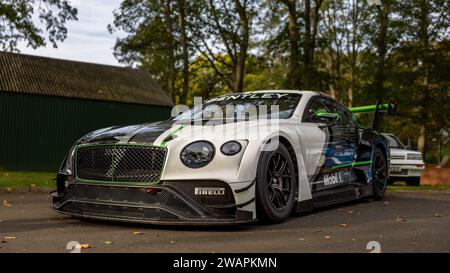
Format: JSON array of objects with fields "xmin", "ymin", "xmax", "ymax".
[
  {"xmin": 51, "ymin": 91, "xmax": 393, "ymax": 225},
  {"xmin": 382, "ymin": 133, "xmax": 425, "ymax": 186}
]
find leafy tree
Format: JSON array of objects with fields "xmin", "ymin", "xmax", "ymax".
[
  {"xmin": 110, "ymin": 0, "xmax": 449, "ymax": 162},
  {"xmin": 190, "ymin": 0, "xmax": 261, "ymax": 93},
  {"xmin": 109, "ymin": 0, "xmax": 201, "ymax": 104},
  {"xmin": 0, "ymin": 0, "xmax": 77, "ymax": 51}
]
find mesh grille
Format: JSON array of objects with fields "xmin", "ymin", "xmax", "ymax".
[
  {"xmin": 76, "ymin": 145, "xmax": 166, "ymax": 183},
  {"xmin": 63, "ymin": 202, "xmax": 182, "ymax": 221},
  {"xmin": 61, "ymin": 184, "xmax": 199, "ymax": 217},
  {"xmin": 60, "ymin": 184, "xmax": 201, "ymax": 221}
]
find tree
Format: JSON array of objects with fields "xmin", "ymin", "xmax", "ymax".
[
  {"xmin": 177, "ymin": 0, "xmax": 189, "ymax": 103},
  {"xmin": 108, "ymin": 0, "xmax": 449, "ymax": 162},
  {"xmin": 386, "ymin": 0, "xmax": 450, "ymax": 156},
  {"xmin": 190, "ymin": 0, "xmax": 260, "ymax": 93},
  {"xmin": 320, "ymin": 0, "xmax": 368, "ymax": 106},
  {"xmin": 303, "ymin": 0, "xmax": 324, "ymax": 90},
  {"xmin": 279, "ymin": 0, "xmax": 301, "ymax": 89},
  {"xmin": 0, "ymin": 0, "xmax": 77, "ymax": 51},
  {"xmin": 109, "ymin": 0, "xmax": 197, "ymax": 103},
  {"xmin": 373, "ymin": 0, "xmax": 391, "ymax": 101}
]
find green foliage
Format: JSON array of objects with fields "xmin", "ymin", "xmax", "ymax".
[
  {"xmin": 110, "ymin": 0, "xmax": 449, "ymax": 163},
  {"xmin": 0, "ymin": 0, "xmax": 77, "ymax": 51}
]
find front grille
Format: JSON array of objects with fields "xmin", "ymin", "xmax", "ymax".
[{"xmin": 76, "ymin": 145, "xmax": 166, "ymax": 183}]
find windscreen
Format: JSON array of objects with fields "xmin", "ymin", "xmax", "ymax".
[{"xmin": 175, "ymin": 93, "xmax": 301, "ymax": 121}]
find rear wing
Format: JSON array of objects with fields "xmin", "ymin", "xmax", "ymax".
[{"xmin": 350, "ymin": 100, "xmax": 397, "ymax": 130}]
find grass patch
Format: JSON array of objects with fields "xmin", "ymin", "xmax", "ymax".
[
  {"xmin": 388, "ymin": 184, "xmax": 450, "ymax": 191},
  {"xmin": 0, "ymin": 171, "xmax": 56, "ymax": 189}
]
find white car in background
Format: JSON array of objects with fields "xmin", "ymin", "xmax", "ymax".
[{"xmin": 382, "ymin": 133, "xmax": 425, "ymax": 186}]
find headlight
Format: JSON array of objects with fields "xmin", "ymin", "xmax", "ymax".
[
  {"xmin": 180, "ymin": 141, "xmax": 215, "ymax": 168},
  {"xmin": 59, "ymin": 145, "xmax": 77, "ymax": 175},
  {"xmin": 221, "ymin": 141, "xmax": 242, "ymax": 155},
  {"xmin": 407, "ymin": 153, "xmax": 422, "ymax": 160}
]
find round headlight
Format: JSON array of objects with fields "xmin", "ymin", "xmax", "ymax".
[
  {"xmin": 221, "ymin": 141, "xmax": 242, "ymax": 156},
  {"xmin": 180, "ymin": 141, "xmax": 215, "ymax": 168}
]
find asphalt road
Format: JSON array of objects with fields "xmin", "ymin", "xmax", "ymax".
[{"xmin": 0, "ymin": 190, "xmax": 449, "ymax": 253}]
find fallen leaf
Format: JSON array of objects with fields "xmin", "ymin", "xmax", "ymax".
[
  {"xmin": 170, "ymin": 240, "xmax": 176, "ymax": 244},
  {"xmin": 133, "ymin": 231, "xmax": 143, "ymax": 235},
  {"xmin": 435, "ymin": 213, "xmax": 443, "ymax": 218},
  {"xmin": 339, "ymin": 224, "xmax": 348, "ymax": 228},
  {"xmin": 324, "ymin": 235, "xmax": 332, "ymax": 239},
  {"xmin": 384, "ymin": 201, "xmax": 390, "ymax": 205},
  {"xmin": 79, "ymin": 244, "xmax": 91, "ymax": 249},
  {"xmin": 104, "ymin": 241, "xmax": 113, "ymax": 245},
  {"xmin": 30, "ymin": 184, "xmax": 36, "ymax": 188},
  {"xmin": 298, "ymin": 238, "xmax": 305, "ymax": 241},
  {"xmin": 347, "ymin": 210, "xmax": 354, "ymax": 214},
  {"xmin": 2, "ymin": 200, "xmax": 12, "ymax": 207},
  {"xmin": 5, "ymin": 187, "xmax": 13, "ymax": 193},
  {"xmin": 396, "ymin": 218, "xmax": 407, "ymax": 223},
  {"xmin": 4, "ymin": 236, "xmax": 16, "ymax": 240}
]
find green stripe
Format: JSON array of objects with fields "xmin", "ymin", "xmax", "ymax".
[
  {"xmin": 160, "ymin": 125, "xmax": 185, "ymax": 147},
  {"xmin": 331, "ymin": 160, "xmax": 372, "ymax": 170},
  {"xmin": 350, "ymin": 104, "xmax": 389, "ymax": 113}
]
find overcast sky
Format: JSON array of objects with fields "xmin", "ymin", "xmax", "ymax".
[{"xmin": 18, "ymin": 0, "xmax": 124, "ymax": 66}]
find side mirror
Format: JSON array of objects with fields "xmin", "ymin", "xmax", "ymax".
[
  {"xmin": 387, "ymin": 100, "xmax": 397, "ymax": 115},
  {"xmin": 311, "ymin": 111, "xmax": 338, "ymax": 128}
]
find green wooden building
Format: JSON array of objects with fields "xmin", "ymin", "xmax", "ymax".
[{"xmin": 0, "ymin": 52, "xmax": 172, "ymax": 171}]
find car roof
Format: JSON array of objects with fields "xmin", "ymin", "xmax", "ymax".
[{"xmin": 245, "ymin": 90, "xmax": 318, "ymax": 96}]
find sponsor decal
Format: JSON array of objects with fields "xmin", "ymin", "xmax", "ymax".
[
  {"xmin": 194, "ymin": 187, "xmax": 225, "ymax": 196},
  {"xmin": 205, "ymin": 93, "xmax": 289, "ymax": 103},
  {"xmin": 323, "ymin": 172, "xmax": 343, "ymax": 186}
]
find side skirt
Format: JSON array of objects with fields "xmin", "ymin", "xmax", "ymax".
[
  {"xmin": 296, "ymin": 184, "xmax": 374, "ymax": 213},
  {"xmin": 311, "ymin": 185, "xmax": 360, "ymax": 208}
]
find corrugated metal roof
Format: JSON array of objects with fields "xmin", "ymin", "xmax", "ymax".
[{"xmin": 0, "ymin": 51, "xmax": 172, "ymax": 107}]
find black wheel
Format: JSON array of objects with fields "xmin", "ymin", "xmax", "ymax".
[
  {"xmin": 406, "ymin": 177, "xmax": 421, "ymax": 186},
  {"xmin": 372, "ymin": 147, "xmax": 388, "ymax": 200},
  {"xmin": 256, "ymin": 142, "xmax": 296, "ymax": 223}
]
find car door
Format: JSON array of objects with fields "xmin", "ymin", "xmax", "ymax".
[
  {"xmin": 302, "ymin": 96, "xmax": 358, "ymax": 191},
  {"xmin": 322, "ymin": 97, "xmax": 358, "ymax": 171}
]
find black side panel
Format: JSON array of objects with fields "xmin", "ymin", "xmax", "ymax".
[{"xmin": 312, "ymin": 185, "xmax": 360, "ymax": 208}]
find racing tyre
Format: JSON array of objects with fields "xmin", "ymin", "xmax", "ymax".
[
  {"xmin": 372, "ymin": 147, "xmax": 388, "ymax": 200},
  {"xmin": 256, "ymin": 142, "xmax": 296, "ymax": 223}
]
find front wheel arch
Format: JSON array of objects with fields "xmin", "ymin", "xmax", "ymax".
[{"xmin": 255, "ymin": 141, "xmax": 297, "ymax": 223}]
